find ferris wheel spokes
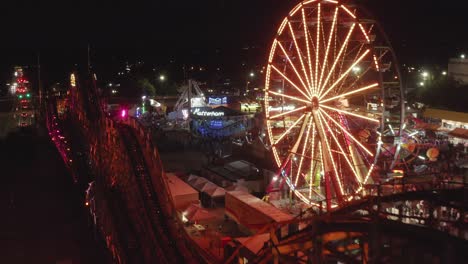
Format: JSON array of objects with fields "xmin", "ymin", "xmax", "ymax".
[
  {"xmin": 320, "ymin": 83, "xmax": 379, "ymax": 103},
  {"xmin": 271, "ymin": 65, "xmax": 312, "ymax": 100},
  {"xmin": 301, "ymin": 8, "xmax": 315, "ymax": 95},
  {"xmin": 276, "ymin": 41, "xmax": 312, "ymax": 98},
  {"xmin": 320, "ymin": 49, "xmax": 371, "ymax": 100},
  {"xmin": 265, "ymin": 1, "xmax": 403, "ymax": 210},
  {"xmin": 288, "ymin": 22, "xmax": 313, "ymax": 91},
  {"xmin": 318, "ymin": 23, "xmax": 356, "ymax": 96},
  {"xmin": 318, "ymin": 110, "xmax": 363, "ymax": 188},
  {"xmin": 319, "ymin": 108, "xmax": 373, "ymax": 156},
  {"xmin": 320, "ymin": 104, "xmax": 379, "ymax": 123},
  {"xmin": 318, "ymin": 7, "xmax": 339, "ymax": 94}
]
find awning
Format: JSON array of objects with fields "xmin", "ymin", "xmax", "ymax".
[
  {"xmin": 182, "ymin": 204, "xmax": 216, "ymax": 222},
  {"xmin": 449, "ymin": 128, "xmax": 468, "ymax": 139},
  {"xmin": 414, "ymin": 122, "xmax": 441, "ymax": 130}
]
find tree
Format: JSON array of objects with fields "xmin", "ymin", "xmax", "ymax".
[{"xmin": 138, "ymin": 78, "xmax": 156, "ymax": 96}]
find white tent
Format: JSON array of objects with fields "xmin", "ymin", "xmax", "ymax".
[
  {"xmin": 201, "ymin": 182, "xmax": 218, "ymax": 192},
  {"xmin": 182, "ymin": 204, "xmax": 216, "ymax": 222},
  {"xmin": 205, "ymin": 186, "xmax": 226, "ymax": 198},
  {"xmin": 192, "ymin": 177, "xmax": 209, "ymax": 190}
]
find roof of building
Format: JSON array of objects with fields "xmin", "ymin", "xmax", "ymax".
[
  {"xmin": 227, "ymin": 191, "xmax": 294, "ymax": 223},
  {"xmin": 449, "ymin": 128, "xmax": 468, "ymax": 139},
  {"xmin": 167, "ymin": 173, "xmax": 198, "ymax": 197},
  {"xmin": 235, "ymin": 233, "xmax": 270, "ymax": 254},
  {"xmin": 423, "ymin": 108, "xmax": 468, "ymax": 124},
  {"xmin": 206, "ymin": 160, "xmax": 261, "ymax": 182}
]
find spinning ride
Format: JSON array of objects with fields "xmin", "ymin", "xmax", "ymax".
[{"xmin": 264, "ymin": 0, "xmax": 404, "ymax": 210}]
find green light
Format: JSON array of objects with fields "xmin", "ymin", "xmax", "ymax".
[
  {"xmin": 26, "ymin": 93, "xmax": 31, "ymax": 98},
  {"xmin": 18, "ymin": 95, "xmax": 23, "ymax": 99}
]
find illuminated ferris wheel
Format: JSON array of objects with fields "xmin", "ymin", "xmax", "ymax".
[{"xmin": 265, "ymin": 0, "xmax": 404, "ymax": 210}]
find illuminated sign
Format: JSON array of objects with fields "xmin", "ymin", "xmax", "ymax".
[
  {"xmin": 256, "ymin": 96, "xmax": 273, "ymax": 101},
  {"xmin": 208, "ymin": 97, "xmax": 228, "ymax": 105},
  {"xmin": 70, "ymin": 74, "xmax": 76, "ymax": 87},
  {"xmin": 268, "ymin": 105, "xmax": 296, "ymax": 112},
  {"xmin": 210, "ymin": 120, "xmax": 223, "ymax": 128},
  {"xmin": 367, "ymin": 102, "xmax": 378, "ymax": 111},
  {"xmin": 192, "ymin": 108, "xmax": 224, "ymax": 117}
]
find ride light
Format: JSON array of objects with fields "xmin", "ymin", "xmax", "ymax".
[{"xmin": 121, "ymin": 109, "xmax": 127, "ymax": 118}]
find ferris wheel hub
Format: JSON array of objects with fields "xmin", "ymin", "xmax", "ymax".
[{"xmin": 311, "ymin": 96, "xmax": 320, "ymax": 111}]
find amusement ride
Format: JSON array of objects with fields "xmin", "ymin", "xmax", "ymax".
[{"xmin": 264, "ymin": 0, "xmax": 405, "ymax": 211}]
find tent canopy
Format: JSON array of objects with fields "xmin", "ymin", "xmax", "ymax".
[
  {"xmin": 205, "ymin": 186, "xmax": 226, "ymax": 197},
  {"xmin": 183, "ymin": 204, "xmax": 216, "ymax": 222}
]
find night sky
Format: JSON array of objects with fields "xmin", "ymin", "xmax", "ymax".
[{"xmin": 0, "ymin": 0, "xmax": 467, "ymax": 85}]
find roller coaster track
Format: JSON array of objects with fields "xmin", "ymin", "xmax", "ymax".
[
  {"xmin": 226, "ymin": 183, "xmax": 468, "ymax": 264},
  {"xmin": 118, "ymin": 124, "xmax": 184, "ymax": 264}
]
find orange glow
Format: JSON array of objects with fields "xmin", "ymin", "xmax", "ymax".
[
  {"xmin": 309, "ymin": 121, "xmax": 316, "ymax": 199},
  {"xmin": 288, "ymin": 22, "xmax": 313, "ymax": 89},
  {"xmin": 273, "ymin": 114, "xmax": 306, "ymax": 145},
  {"xmin": 302, "ymin": 8, "xmax": 315, "ymax": 95},
  {"xmin": 315, "ymin": 3, "xmax": 321, "ymax": 93},
  {"xmin": 318, "ymin": 111, "xmax": 361, "ymax": 187},
  {"xmin": 320, "ymin": 108, "xmax": 374, "ymax": 156},
  {"xmin": 271, "ymin": 65, "xmax": 311, "ymax": 100},
  {"xmin": 317, "ymin": 113, "xmax": 345, "ymax": 196},
  {"xmin": 269, "ymin": 105, "xmax": 307, "ymax": 120},
  {"xmin": 340, "ymin": 5, "xmax": 356, "ymax": 19},
  {"xmin": 357, "ymin": 164, "xmax": 374, "ymax": 193},
  {"xmin": 268, "ymin": 39, "xmax": 278, "ymax": 63},
  {"xmin": 268, "ymin": 90, "xmax": 311, "ymax": 105},
  {"xmin": 320, "ymin": 49, "xmax": 370, "ymax": 99},
  {"xmin": 70, "ymin": 74, "xmax": 76, "ymax": 87},
  {"xmin": 320, "ymin": 104, "xmax": 379, "ymax": 123},
  {"xmin": 320, "ymin": 83, "xmax": 379, "ymax": 103},
  {"xmin": 294, "ymin": 117, "xmax": 313, "ymax": 186},
  {"xmin": 277, "ymin": 41, "xmax": 312, "ymax": 97},
  {"xmin": 289, "ymin": 3, "xmax": 302, "ymax": 16},
  {"xmin": 265, "ymin": 0, "xmax": 383, "ymax": 207},
  {"xmin": 318, "ymin": 7, "xmax": 339, "ymax": 93},
  {"xmin": 318, "ymin": 23, "xmax": 356, "ymax": 95},
  {"xmin": 359, "ymin": 23, "xmax": 371, "ymax": 43},
  {"xmin": 373, "ymin": 54, "xmax": 380, "ymax": 71},
  {"xmin": 278, "ymin": 18, "xmax": 288, "ymax": 35}
]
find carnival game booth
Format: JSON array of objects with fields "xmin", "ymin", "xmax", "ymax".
[{"xmin": 191, "ymin": 106, "xmax": 254, "ymax": 138}]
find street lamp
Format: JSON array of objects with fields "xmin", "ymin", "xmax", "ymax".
[
  {"xmin": 461, "ymin": 54, "xmax": 466, "ymax": 59},
  {"xmin": 159, "ymin": 75, "xmax": 166, "ymax": 81},
  {"xmin": 249, "ymin": 72, "xmax": 255, "ymax": 77},
  {"xmin": 442, "ymin": 71, "xmax": 447, "ymax": 76}
]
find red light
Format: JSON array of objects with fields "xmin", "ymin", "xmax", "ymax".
[{"xmin": 121, "ymin": 109, "xmax": 127, "ymax": 118}]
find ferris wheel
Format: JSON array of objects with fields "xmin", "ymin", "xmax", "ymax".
[{"xmin": 264, "ymin": 0, "xmax": 404, "ymax": 211}]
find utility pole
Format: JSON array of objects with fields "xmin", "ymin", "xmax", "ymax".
[
  {"xmin": 87, "ymin": 44, "xmax": 91, "ymax": 74},
  {"xmin": 37, "ymin": 53, "xmax": 43, "ymax": 122}
]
